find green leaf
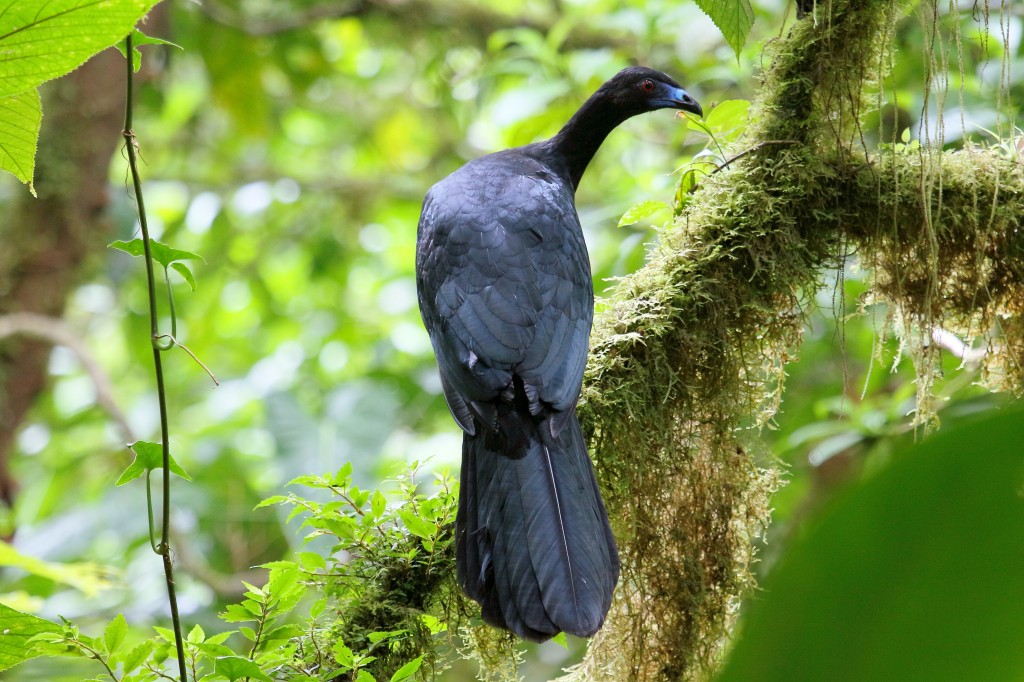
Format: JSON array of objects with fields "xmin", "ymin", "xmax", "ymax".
[
  {"xmin": 0, "ymin": 0, "xmax": 161, "ymax": 97},
  {"xmin": 109, "ymin": 239, "xmax": 205, "ymax": 268},
  {"xmin": 115, "ymin": 28, "xmax": 183, "ymax": 72},
  {"xmin": 241, "ymin": 581, "xmax": 265, "ymax": 602},
  {"xmin": 389, "ymin": 656, "xmax": 423, "ymax": 682},
  {"xmin": 356, "ymin": 670, "xmax": 377, "ymax": 682},
  {"xmin": 288, "ymin": 474, "xmax": 326, "ymax": 488},
  {"xmin": 262, "ymin": 623, "xmax": 302, "ymax": 643},
  {"xmin": 0, "ymin": 540, "xmax": 113, "ymax": 596},
  {"xmin": 219, "ymin": 604, "xmax": 254, "ymax": 623},
  {"xmin": 703, "ymin": 99, "xmax": 751, "ymax": 145},
  {"xmin": 420, "ymin": 614, "xmax": 447, "ymax": 635},
  {"xmin": 254, "ymin": 495, "xmax": 289, "ymax": 509},
  {"xmin": 117, "ymin": 641, "xmax": 153, "ymax": 674},
  {"xmin": 705, "ymin": 99, "xmax": 750, "ymax": 128},
  {"xmin": 397, "ymin": 510, "xmax": 435, "ymax": 540},
  {"xmin": 331, "ymin": 462, "xmax": 354, "ymax": 486},
  {"xmin": 196, "ymin": 640, "xmax": 235, "ymax": 659},
  {"xmin": 309, "ymin": 597, "xmax": 327, "ymax": 619},
  {"xmin": 318, "ymin": 514, "xmax": 358, "ymax": 540},
  {"xmin": 367, "ymin": 630, "xmax": 406, "ymax": 645},
  {"xmin": 718, "ymin": 409, "xmax": 1024, "ymax": 682},
  {"xmin": 351, "ymin": 487, "xmax": 370, "ymax": 509},
  {"xmin": 152, "ymin": 626, "xmax": 176, "ymax": 643},
  {"xmin": 0, "ymin": 89, "xmax": 41, "ymax": 192},
  {"xmin": 266, "ymin": 562, "xmax": 305, "ymax": 612},
  {"xmin": 170, "ymin": 262, "xmax": 197, "ymax": 291},
  {"xmin": 103, "ymin": 614, "xmax": 128, "ymax": 654},
  {"xmin": 186, "ymin": 623, "xmax": 205, "ymax": 644},
  {"xmin": 693, "ymin": 0, "xmax": 755, "ymax": 60},
  {"xmin": 297, "ymin": 551, "xmax": 326, "ymax": 571},
  {"xmin": 108, "ymin": 239, "xmax": 147, "ymax": 258},
  {"xmin": 115, "ymin": 441, "xmax": 191, "ymax": 486},
  {"xmin": 675, "ymin": 156, "xmax": 719, "ymax": 210},
  {"xmin": 213, "ymin": 655, "xmax": 272, "ymax": 682},
  {"xmin": 617, "ymin": 200, "xmax": 669, "ymax": 228},
  {"xmin": 0, "ymin": 603, "xmax": 60, "ymax": 671},
  {"xmin": 206, "ymin": 632, "xmax": 234, "ymax": 646},
  {"xmin": 332, "ymin": 642, "xmax": 354, "ymax": 668}
]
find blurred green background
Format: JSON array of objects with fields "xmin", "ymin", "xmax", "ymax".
[{"xmin": 0, "ymin": 0, "xmax": 1020, "ymax": 679}]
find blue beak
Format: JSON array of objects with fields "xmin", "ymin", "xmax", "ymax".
[{"xmin": 654, "ymin": 86, "xmax": 703, "ymax": 117}]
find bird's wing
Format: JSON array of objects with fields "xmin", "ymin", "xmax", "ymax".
[{"xmin": 416, "ymin": 156, "xmax": 592, "ymax": 434}]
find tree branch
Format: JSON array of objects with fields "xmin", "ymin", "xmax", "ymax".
[
  {"xmin": 200, "ymin": 0, "xmax": 637, "ymax": 51},
  {"xmin": 0, "ymin": 313, "xmax": 134, "ymax": 444}
]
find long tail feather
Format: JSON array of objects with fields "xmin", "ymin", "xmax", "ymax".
[{"xmin": 456, "ymin": 410, "xmax": 619, "ymax": 641}]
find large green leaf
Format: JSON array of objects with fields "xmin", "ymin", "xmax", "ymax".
[
  {"xmin": 694, "ymin": 0, "xmax": 755, "ymax": 60},
  {"xmin": 214, "ymin": 655, "xmax": 273, "ymax": 682},
  {"xmin": 0, "ymin": 0, "xmax": 160, "ymax": 98},
  {"xmin": 0, "ymin": 540, "xmax": 112, "ymax": 596},
  {"xmin": 0, "ymin": 88, "xmax": 41, "ymax": 191},
  {"xmin": 0, "ymin": 603, "xmax": 59, "ymax": 672},
  {"xmin": 718, "ymin": 409, "xmax": 1024, "ymax": 682}
]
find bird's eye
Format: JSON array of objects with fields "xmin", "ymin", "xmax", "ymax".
[{"xmin": 640, "ymin": 79, "xmax": 656, "ymax": 94}]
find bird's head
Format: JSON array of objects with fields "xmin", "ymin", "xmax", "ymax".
[{"xmin": 600, "ymin": 66, "xmax": 703, "ymax": 118}]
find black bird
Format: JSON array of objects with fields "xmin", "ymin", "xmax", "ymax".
[{"xmin": 416, "ymin": 67, "xmax": 702, "ymax": 641}]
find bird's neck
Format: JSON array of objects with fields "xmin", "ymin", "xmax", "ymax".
[{"xmin": 546, "ymin": 94, "xmax": 629, "ymax": 192}]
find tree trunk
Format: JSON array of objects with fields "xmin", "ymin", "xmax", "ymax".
[{"xmin": 0, "ymin": 47, "xmax": 130, "ymax": 507}]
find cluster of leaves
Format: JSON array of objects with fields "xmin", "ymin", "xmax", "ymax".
[
  {"xmin": 253, "ymin": 462, "xmax": 460, "ymax": 680},
  {"xmin": 8, "ymin": 462, "xmax": 458, "ymax": 681}
]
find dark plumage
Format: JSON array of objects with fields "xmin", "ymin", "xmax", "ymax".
[{"xmin": 416, "ymin": 67, "xmax": 702, "ymax": 641}]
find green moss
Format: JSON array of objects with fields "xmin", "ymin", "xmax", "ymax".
[
  {"xmin": 565, "ymin": 0, "xmax": 1023, "ymax": 679},
  {"xmin": 459, "ymin": 626, "xmax": 522, "ymax": 682}
]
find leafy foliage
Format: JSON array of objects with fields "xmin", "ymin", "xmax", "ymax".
[
  {"xmin": 253, "ymin": 462, "xmax": 459, "ymax": 680},
  {"xmin": 573, "ymin": 0, "xmax": 1024, "ymax": 678},
  {"xmin": 20, "ymin": 463, "xmax": 459, "ymax": 680},
  {"xmin": 115, "ymin": 29, "xmax": 182, "ymax": 73}
]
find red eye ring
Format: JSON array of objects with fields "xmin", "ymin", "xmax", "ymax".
[{"xmin": 640, "ymin": 79, "xmax": 656, "ymax": 93}]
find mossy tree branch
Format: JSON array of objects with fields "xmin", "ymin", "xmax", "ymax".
[{"xmin": 565, "ymin": 0, "xmax": 1023, "ymax": 678}]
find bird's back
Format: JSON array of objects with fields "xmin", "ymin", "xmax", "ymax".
[{"xmin": 416, "ymin": 144, "xmax": 593, "ymax": 429}]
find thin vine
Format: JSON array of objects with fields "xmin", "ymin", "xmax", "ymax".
[{"xmin": 121, "ymin": 31, "xmax": 189, "ymax": 681}]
